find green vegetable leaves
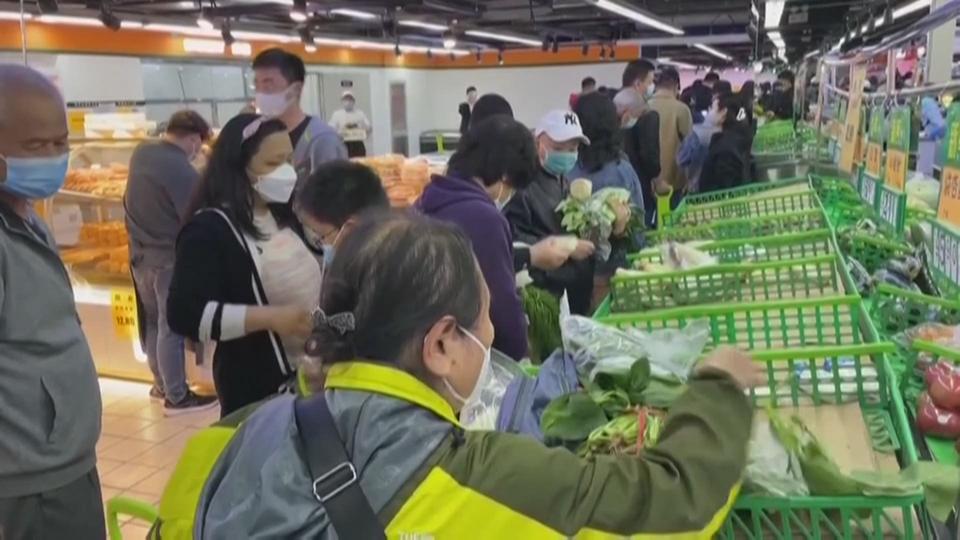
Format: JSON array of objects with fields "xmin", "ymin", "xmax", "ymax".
[{"xmin": 542, "ymin": 393, "xmax": 609, "ymax": 442}]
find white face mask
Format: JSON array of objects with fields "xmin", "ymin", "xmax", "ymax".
[
  {"xmin": 255, "ymin": 88, "xmax": 293, "ymax": 117},
  {"xmin": 442, "ymin": 327, "xmax": 492, "ymax": 413},
  {"xmin": 254, "ymin": 163, "xmax": 298, "ymax": 203}
]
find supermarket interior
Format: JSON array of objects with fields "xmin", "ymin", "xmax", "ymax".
[{"xmin": 3, "ymin": 0, "xmax": 960, "ymax": 538}]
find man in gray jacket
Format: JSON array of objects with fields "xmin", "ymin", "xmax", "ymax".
[
  {"xmin": 0, "ymin": 64, "xmax": 104, "ymax": 539},
  {"xmin": 124, "ymin": 110, "xmax": 217, "ymax": 414}
]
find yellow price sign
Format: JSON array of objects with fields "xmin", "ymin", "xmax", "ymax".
[
  {"xmin": 865, "ymin": 143, "xmax": 883, "ymax": 177},
  {"xmin": 110, "ymin": 289, "xmax": 140, "ymax": 339},
  {"xmin": 885, "ymin": 149, "xmax": 907, "ymax": 191},
  {"xmin": 67, "ymin": 110, "xmax": 86, "ymax": 136},
  {"xmin": 939, "ymin": 166, "xmax": 960, "ymax": 229}
]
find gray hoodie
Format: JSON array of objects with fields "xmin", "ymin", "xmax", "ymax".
[{"xmin": 0, "ymin": 201, "xmax": 101, "ymax": 497}]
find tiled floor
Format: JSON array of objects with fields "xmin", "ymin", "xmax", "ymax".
[{"xmin": 97, "ymin": 378, "xmax": 220, "ymax": 538}]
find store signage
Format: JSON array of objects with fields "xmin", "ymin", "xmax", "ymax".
[
  {"xmin": 885, "ymin": 107, "xmax": 911, "ymax": 191},
  {"xmin": 859, "ymin": 171, "xmax": 878, "ymax": 206},
  {"xmin": 111, "ymin": 289, "xmax": 139, "ymax": 339},
  {"xmin": 839, "ymin": 65, "xmax": 867, "ymax": 173},
  {"xmin": 938, "ymin": 104, "xmax": 960, "ymax": 229},
  {"xmin": 876, "ymin": 184, "xmax": 906, "ymax": 232},
  {"xmin": 931, "ymin": 222, "xmax": 960, "ymax": 291},
  {"xmin": 67, "ymin": 110, "xmax": 85, "ymax": 137},
  {"xmin": 865, "ymin": 107, "xmax": 884, "ymax": 178}
]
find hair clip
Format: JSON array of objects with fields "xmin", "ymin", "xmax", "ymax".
[
  {"xmin": 736, "ymin": 107, "xmax": 747, "ymax": 122},
  {"xmin": 241, "ymin": 117, "xmax": 265, "ymax": 142},
  {"xmin": 312, "ymin": 307, "xmax": 355, "ymax": 335}
]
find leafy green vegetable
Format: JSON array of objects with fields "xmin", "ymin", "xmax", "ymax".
[
  {"xmin": 519, "ymin": 286, "xmax": 561, "ymax": 364},
  {"xmin": 768, "ymin": 409, "xmax": 860, "ymax": 496},
  {"xmin": 626, "ymin": 359, "xmax": 651, "ymax": 404},
  {"xmin": 639, "ymin": 376, "xmax": 687, "ymax": 409},
  {"xmin": 541, "ymin": 393, "xmax": 609, "ymax": 442}
]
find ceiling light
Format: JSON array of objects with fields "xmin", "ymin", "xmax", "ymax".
[
  {"xmin": 331, "ymin": 8, "xmax": 377, "ymax": 20},
  {"xmin": 298, "ymin": 25, "xmax": 311, "ymax": 44},
  {"xmin": 442, "ymin": 30, "xmax": 457, "ymax": 49},
  {"xmin": 291, "ymin": 0, "xmax": 307, "ymax": 22},
  {"xmin": 305, "ymin": 44, "xmax": 317, "ymax": 52},
  {"xmin": 398, "ymin": 19, "xmax": 448, "ymax": 31},
  {"xmin": 694, "ymin": 43, "xmax": 732, "ymax": 61},
  {"xmin": 465, "ymin": 29, "xmax": 542, "ymax": 47},
  {"xmin": 183, "ymin": 37, "xmax": 225, "ymax": 54},
  {"xmin": 750, "ymin": 2, "xmax": 759, "ymax": 19},
  {"xmin": 197, "ymin": 15, "xmax": 213, "ymax": 29},
  {"xmin": 231, "ymin": 42, "xmax": 251, "ymax": 56},
  {"xmin": 426, "ymin": 48, "xmax": 433, "ymax": 59},
  {"xmin": 38, "ymin": 14, "xmax": 101, "ymax": 26},
  {"xmin": 764, "ymin": 0, "xmax": 784, "ymax": 29},
  {"xmin": 658, "ymin": 57, "xmax": 697, "ymax": 69},
  {"xmin": 581, "ymin": 42, "xmax": 589, "ymax": 55},
  {"xmin": 145, "ymin": 22, "xmax": 221, "ymax": 37},
  {"xmin": 121, "ymin": 20, "xmax": 143, "ymax": 28},
  {"xmin": 498, "ymin": 50, "xmax": 504, "ymax": 65},
  {"xmin": 176, "ymin": 1, "xmax": 195, "ymax": 8},
  {"xmin": 590, "ymin": 0, "xmax": 684, "ymax": 35},
  {"xmin": 893, "ymin": 0, "xmax": 930, "ymax": 18},
  {"xmin": 753, "ymin": 60, "xmax": 763, "ymax": 72},
  {"xmin": 884, "ymin": 4, "xmax": 894, "ymax": 24},
  {"xmin": 0, "ymin": 12, "xmax": 32, "ymax": 20}
]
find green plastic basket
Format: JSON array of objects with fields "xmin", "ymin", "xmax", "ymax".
[
  {"xmin": 597, "ymin": 295, "xmax": 869, "ymax": 350},
  {"xmin": 836, "ymin": 231, "xmax": 913, "ymax": 274},
  {"xmin": 609, "ymin": 254, "xmax": 844, "ymax": 312},
  {"xmin": 722, "ymin": 346, "xmax": 927, "ymax": 539},
  {"xmin": 648, "ymin": 209, "xmax": 829, "ymax": 245},
  {"xmin": 666, "ymin": 190, "xmax": 822, "ymax": 227},
  {"xmin": 678, "ymin": 177, "xmax": 811, "ymax": 208},
  {"xmin": 630, "ymin": 229, "xmax": 836, "ymax": 266},
  {"xmin": 810, "ymin": 175, "xmax": 861, "ymax": 208}
]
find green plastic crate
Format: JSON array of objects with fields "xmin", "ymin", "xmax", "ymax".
[
  {"xmin": 609, "ymin": 254, "xmax": 844, "ymax": 312},
  {"xmin": 630, "ymin": 229, "xmax": 836, "ymax": 266},
  {"xmin": 722, "ymin": 346, "xmax": 927, "ymax": 540},
  {"xmin": 678, "ymin": 177, "xmax": 811, "ymax": 208},
  {"xmin": 597, "ymin": 295, "xmax": 868, "ymax": 350},
  {"xmin": 666, "ymin": 190, "xmax": 822, "ymax": 227},
  {"xmin": 836, "ymin": 231, "xmax": 914, "ymax": 274},
  {"xmin": 648, "ymin": 209, "xmax": 830, "ymax": 245}
]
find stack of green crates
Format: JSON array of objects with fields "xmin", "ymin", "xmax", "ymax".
[{"xmin": 593, "ymin": 178, "xmax": 932, "ymax": 538}]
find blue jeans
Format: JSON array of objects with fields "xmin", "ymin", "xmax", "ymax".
[{"xmin": 131, "ymin": 264, "xmax": 187, "ymax": 403}]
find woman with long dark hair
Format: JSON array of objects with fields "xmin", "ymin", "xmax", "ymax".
[
  {"xmin": 168, "ymin": 113, "xmax": 319, "ymax": 415},
  {"xmin": 699, "ymin": 92, "xmax": 753, "ymax": 194}
]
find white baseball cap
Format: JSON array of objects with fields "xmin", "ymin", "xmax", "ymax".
[{"xmin": 536, "ymin": 110, "xmax": 590, "ymax": 145}]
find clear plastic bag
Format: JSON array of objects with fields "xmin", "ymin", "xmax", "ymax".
[
  {"xmin": 744, "ymin": 420, "xmax": 809, "ymax": 497},
  {"xmin": 560, "ymin": 294, "xmax": 709, "ymax": 382},
  {"xmin": 459, "ymin": 349, "xmax": 526, "ymax": 431}
]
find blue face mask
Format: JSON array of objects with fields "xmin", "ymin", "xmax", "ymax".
[
  {"xmin": 543, "ymin": 150, "xmax": 578, "ymax": 177},
  {"xmin": 0, "ymin": 154, "xmax": 69, "ymax": 200},
  {"xmin": 322, "ymin": 244, "xmax": 336, "ymax": 268}
]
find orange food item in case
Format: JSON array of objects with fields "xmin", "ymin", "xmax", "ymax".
[{"xmin": 353, "ymin": 155, "xmax": 431, "ymax": 207}]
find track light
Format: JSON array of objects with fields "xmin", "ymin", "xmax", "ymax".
[
  {"xmin": 442, "ymin": 30, "xmax": 457, "ymax": 49},
  {"xmin": 427, "ymin": 49, "xmax": 433, "ymax": 59},
  {"xmin": 197, "ymin": 13, "xmax": 213, "ymax": 29},
  {"xmin": 498, "ymin": 49, "xmax": 504, "ymax": 65},
  {"xmin": 600, "ymin": 45, "xmax": 606, "ymax": 59},
  {"xmin": 551, "ymin": 37, "xmax": 559, "ymax": 53},
  {"xmin": 883, "ymin": 3, "xmax": 894, "ymax": 25},
  {"xmin": 476, "ymin": 48, "xmax": 482, "ymax": 62},
  {"xmin": 290, "ymin": 0, "xmax": 307, "ymax": 21},
  {"xmin": 38, "ymin": 0, "xmax": 58, "ymax": 14},
  {"xmin": 542, "ymin": 35, "xmax": 550, "ymax": 52},
  {"xmin": 98, "ymin": 3, "xmax": 121, "ymax": 31},
  {"xmin": 581, "ymin": 42, "xmax": 589, "ymax": 56},
  {"xmin": 609, "ymin": 43, "xmax": 616, "ymax": 59},
  {"xmin": 394, "ymin": 43, "xmax": 402, "ymax": 57},
  {"xmin": 221, "ymin": 21, "xmax": 234, "ymax": 45},
  {"xmin": 305, "ymin": 44, "xmax": 317, "ymax": 53},
  {"xmin": 298, "ymin": 26, "xmax": 311, "ymax": 45},
  {"xmin": 449, "ymin": 52, "xmax": 455, "ymax": 60}
]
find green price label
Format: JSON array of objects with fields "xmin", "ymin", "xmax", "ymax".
[
  {"xmin": 943, "ymin": 104, "xmax": 960, "ymax": 168},
  {"xmin": 887, "ymin": 107, "xmax": 911, "ymax": 151},
  {"xmin": 859, "ymin": 172, "xmax": 878, "ymax": 206},
  {"xmin": 876, "ymin": 184, "xmax": 905, "ymax": 232},
  {"xmin": 869, "ymin": 107, "xmax": 885, "ymax": 144}
]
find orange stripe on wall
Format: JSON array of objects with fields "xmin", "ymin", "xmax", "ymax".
[{"xmin": 0, "ymin": 21, "xmax": 639, "ymax": 68}]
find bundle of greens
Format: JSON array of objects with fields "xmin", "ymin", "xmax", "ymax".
[
  {"xmin": 520, "ymin": 285, "xmax": 562, "ymax": 364},
  {"xmin": 555, "ymin": 178, "xmax": 631, "ymax": 261},
  {"xmin": 540, "ymin": 356, "xmax": 686, "ymax": 457}
]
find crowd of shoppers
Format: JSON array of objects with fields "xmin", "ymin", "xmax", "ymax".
[{"xmin": 0, "ymin": 49, "xmax": 775, "ymax": 539}]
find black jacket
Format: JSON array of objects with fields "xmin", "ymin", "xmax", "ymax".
[
  {"xmin": 699, "ymin": 130, "xmax": 751, "ymax": 194},
  {"xmin": 504, "ymin": 167, "xmax": 595, "ymax": 315},
  {"xmin": 167, "ymin": 208, "xmax": 292, "ymax": 416},
  {"xmin": 622, "ymin": 110, "xmax": 661, "ymax": 225},
  {"xmin": 458, "ymin": 102, "xmax": 471, "ymax": 134}
]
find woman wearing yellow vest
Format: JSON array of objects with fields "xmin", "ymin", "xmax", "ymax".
[{"xmin": 195, "ymin": 211, "xmax": 763, "ymax": 539}]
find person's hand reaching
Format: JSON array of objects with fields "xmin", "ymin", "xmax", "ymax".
[
  {"xmin": 695, "ymin": 346, "xmax": 766, "ymax": 390},
  {"xmin": 611, "ymin": 201, "xmax": 631, "ymax": 236},
  {"xmin": 570, "ymin": 240, "xmax": 595, "ymax": 261},
  {"xmin": 530, "ymin": 237, "xmax": 573, "ymax": 270},
  {"xmin": 272, "ymin": 305, "xmax": 314, "ymax": 338}
]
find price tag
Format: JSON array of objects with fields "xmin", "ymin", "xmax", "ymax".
[
  {"xmin": 859, "ymin": 173, "xmax": 878, "ymax": 206},
  {"xmin": 938, "ymin": 165, "xmax": 960, "ymax": 228},
  {"xmin": 885, "ymin": 148, "xmax": 908, "ymax": 191},
  {"xmin": 839, "ymin": 66, "xmax": 866, "ymax": 173},
  {"xmin": 876, "ymin": 184, "xmax": 905, "ymax": 232},
  {"xmin": 931, "ymin": 223, "xmax": 960, "ymax": 287},
  {"xmin": 111, "ymin": 289, "xmax": 139, "ymax": 339},
  {"xmin": 865, "ymin": 143, "xmax": 883, "ymax": 177},
  {"xmin": 67, "ymin": 110, "xmax": 86, "ymax": 137}
]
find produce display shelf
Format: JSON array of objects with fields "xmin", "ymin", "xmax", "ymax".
[
  {"xmin": 609, "ymin": 254, "xmax": 845, "ymax": 312},
  {"xmin": 630, "ymin": 229, "xmax": 836, "ymax": 266},
  {"xmin": 665, "ymin": 190, "xmax": 822, "ymax": 227},
  {"xmin": 647, "ymin": 208, "xmax": 829, "ymax": 244},
  {"xmin": 673, "ymin": 177, "xmax": 811, "ymax": 210}
]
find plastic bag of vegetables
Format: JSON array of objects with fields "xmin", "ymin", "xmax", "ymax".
[
  {"xmin": 459, "ymin": 349, "xmax": 526, "ymax": 431},
  {"xmin": 745, "ymin": 418, "xmax": 809, "ymax": 497},
  {"xmin": 555, "ymin": 178, "xmax": 631, "ymax": 261}
]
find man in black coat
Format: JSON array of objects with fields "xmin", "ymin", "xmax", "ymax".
[
  {"xmin": 618, "ymin": 60, "xmax": 661, "ymax": 227},
  {"xmin": 458, "ymin": 86, "xmax": 478, "ymax": 134}
]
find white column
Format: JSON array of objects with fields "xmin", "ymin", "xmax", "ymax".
[{"xmin": 925, "ymin": 0, "xmax": 954, "ymax": 84}]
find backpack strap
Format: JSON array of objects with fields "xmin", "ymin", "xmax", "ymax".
[{"xmin": 293, "ymin": 395, "xmax": 386, "ymax": 540}]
